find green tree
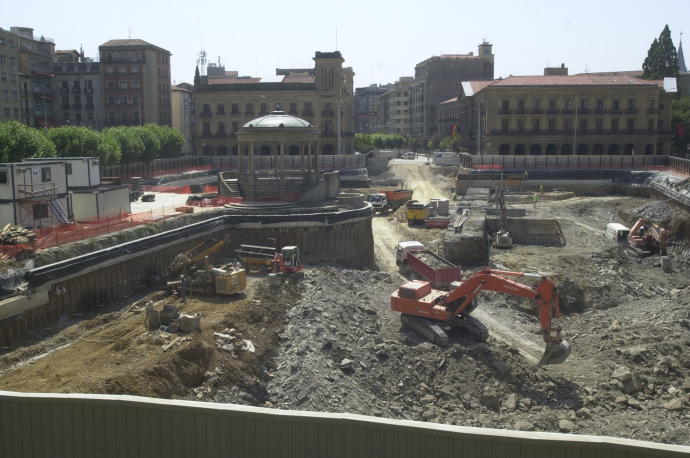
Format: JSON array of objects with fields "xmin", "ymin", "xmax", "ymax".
[
  {"xmin": 0, "ymin": 121, "xmax": 56, "ymax": 162},
  {"xmin": 96, "ymin": 133, "xmax": 122, "ymax": 165},
  {"xmin": 131, "ymin": 126, "xmax": 161, "ymax": 162},
  {"xmin": 354, "ymin": 133, "xmax": 375, "ymax": 153},
  {"xmin": 643, "ymin": 25, "xmax": 679, "ymax": 79},
  {"xmin": 439, "ymin": 134, "xmax": 460, "ymax": 152},
  {"xmin": 671, "ymin": 97, "xmax": 690, "ymax": 154},
  {"xmin": 46, "ymin": 126, "xmax": 99, "ymax": 157},
  {"xmin": 143, "ymin": 124, "xmax": 183, "ymax": 158},
  {"xmin": 104, "ymin": 127, "xmax": 145, "ymax": 163}
]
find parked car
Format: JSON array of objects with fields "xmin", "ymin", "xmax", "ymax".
[{"xmin": 401, "ymin": 152, "xmax": 417, "ymax": 160}]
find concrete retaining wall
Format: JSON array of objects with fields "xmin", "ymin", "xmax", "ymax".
[
  {"xmin": 0, "ymin": 214, "xmax": 373, "ymax": 347},
  {"xmin": 486, "ymin": 217, "xmax": 565, "ymax": 246},
  {"xmin": 1, "ymin": 390, "xmax": 687, "ymax": 458}
]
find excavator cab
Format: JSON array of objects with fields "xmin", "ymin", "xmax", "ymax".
[{"xmin": 280, "ymin": 246, "xmax": 303, "ymax": 273}]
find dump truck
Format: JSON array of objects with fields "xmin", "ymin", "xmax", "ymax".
[
  {"xmin": 406, "ymin": 201, "xmax": 430, "ymax": 225},
  {"xmin": 395, "ymin": 241, "xmax": 462, "ymax": 288},
  {"xmin": 236, "ymin": 244, "xmax": 304, "ymax": 274},
  {"xmin": 366, "ymin": 188, "xmax": 414, "ymax": 213}
]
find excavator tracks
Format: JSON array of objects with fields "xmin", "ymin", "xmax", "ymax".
[
  {"xmin": 401, "ymin": 315, "xmax": 449, "ymax": 346},
  {"xmin": 449, "ymin": 315, "xmax": 489, "ymax": 342}
]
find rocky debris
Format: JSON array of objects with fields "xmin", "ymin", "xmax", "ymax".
[
  {"xmin": 663, "ymin": 398, "xmax": 684, "ymax": 411},
  {"xmin": 0, "ymin": 224, "xmax": 36, "ymax": 245},
  {"xmin": 558, "ymin": 419, "xmax": 577, "ymax": 432}
]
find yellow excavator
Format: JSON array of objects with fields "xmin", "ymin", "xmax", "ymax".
[{"xmin": 167, "ymin": 237, "xmax": 246, "ymax": 296}]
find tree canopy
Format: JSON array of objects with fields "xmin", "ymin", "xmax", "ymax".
[
  {"xmin": 643, "ymin": 25, "xmax": 679, "ymax": 79},
  {"xmin": 354, "ymin": 133, "xmax": 411, "ymax": 153},
  {"xmin": 0, "ymin": 122, "xmax": 183, "ymax": 164}
]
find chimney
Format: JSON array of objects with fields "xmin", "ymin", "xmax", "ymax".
[{"xmin": 544, "ymin": 64, "xmax": 569, "ymax": 76}]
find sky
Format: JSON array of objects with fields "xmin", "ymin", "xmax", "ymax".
[{"xmin": 3, "ymin": 0, "xmax": 690, "ymax": 87}]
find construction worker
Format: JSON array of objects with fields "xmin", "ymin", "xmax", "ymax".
[
  {"xmin": 532, "ymin": 193, "xmax": 539, "ymax": 209},
  {"xmin": 179, "ymin": 275, "xmax": 188, "ymax": 303}
]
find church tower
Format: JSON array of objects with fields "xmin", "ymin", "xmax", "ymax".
[{"xmin": 678, "ymin": 34, "xmax": 687, "ymax": 73}]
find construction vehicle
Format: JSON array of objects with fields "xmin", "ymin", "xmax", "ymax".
[
  {"xmin": 236, "ymin": 244, "xmax": 304, "ymax": 275},
  {"xmin": 396, "ymin": 241, "xmax": 461, "ymax": 288},
  {"xmin": 390, "ymin": 269, "xmax": 571, "ymax": 366},
  {"xmin": 627, "ymin": 218, "xmax": 668, "ymax": 256},
  {"xmin": 406, "ymin": 201, "xmax": 430, "ymax": 225},
  {"xmin": 166, "ymin": 237, "xmax": 246, "ymax": 296},
  {"xmin": 366, "ymin": 188, "xmax": 414, "ymax": 213}
]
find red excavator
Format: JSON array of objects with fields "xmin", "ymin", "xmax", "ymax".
[
  {"xmin": 627, "ymin": 217, "xmax": 668, "ymax": 256},
  {"xmin": 390, "ymin": 269, "xmax": 571, "ymax": 365}
]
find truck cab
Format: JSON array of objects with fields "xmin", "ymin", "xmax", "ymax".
[
  {"xmin": 366, "ymin": 193, "xmax": 388, "ymax": 210},
  {"xmin": 395, "ymin": 241, "xmax": 426, "ymax": 266}
]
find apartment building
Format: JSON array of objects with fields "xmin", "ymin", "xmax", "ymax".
[
  {"xmin": 444, "ymin": 73, "xmax": 674, "ymax": 155},
  {"xmin": 354, "ymin": 83, "xmax": 392, "ymax": 133},
  {"xmin": 194, "ymin": 51, "xmax": 355, "ymax": 155},
  {"xmin": 53, "ymin": 50, "xmax": 104, "ymax": 129},
  {"xmin": 171, "ymin": 83, "xmax": 194, "ymax": 155},
  {"xmin": 410, "ymin": 40, "xmax": 494, "ymax": 140},
  {"xmin": 375, "ymin": 77, "xmax": 413, "ymax": 135},
  {"xmin": 99, "ymin": 39, "xmax": 172, "ymax": 127},
  {"xmin": 0, "ymin": 28, "xmax": 20, "ymax": 122}
]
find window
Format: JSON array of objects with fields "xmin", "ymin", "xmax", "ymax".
[
  {"xmin": 121, "ymin": 111, "xmax": 128, "ymax": 122},
  {"xmin": 612, "ymin": 119, "xmax": 619, "ymax": 132},
  {"xmin": 246, "ymin": 103, "xmax": 254, "ymax": 114},
  {"xmin": 565, "ymin": 99, "xmax": 573, "ymax": 109},
  {"xmin": 628, "ymin": 99, "xmax": 636, "ymax": 110},
  {"xmin": 501, "ymin": 119, "xmax": 509, "ymax": 131},
  {"xmin": 75, "ymin": 113, "xmax": 82, "ymax": 122},
  {"xmin": 0, "ymin": 169, "xmax": 7, "ymax": 184},
  {"xmin": 579, "ymin": 120, "xmax": 587, "ymax": 131},
  {"xmin": 106, "ymin": 80, "xmax": 115, "ymax": 89},
  {"xmin": 533, "ymin": 119, "xmax": 540, "ymax": 132},
  {"xmin": 120, "ymin": 95, "xmax": 128, "ymax": 105},
  {"xmin": 119, "ymin": 80, "xmax": 127, "ymax": 89},
  {"xmin": 33, "ymin": 203, "xmax": 49, "ymax": 220},
  {"xmin": 217, "ymin": 122, "xmax": 225, "ymax": 135},
  {"xmin": 532, "ymin": 99, "xmax": 541, "ymax": 110},
  {"xmin": 260, "ymin": 103, "xmax": 268, "ymax": 114},
  {"xmin": 65, "ymin": 163, "xmax": 72, "ymax": 175},
  {"xmin": 107, "ymin": 96, "xmax": 115, "ymax": 104},
  {"xmin": 87, "ymin": 112, "xmax": 93, "ymax": 121},
  {"xmin": 105, "ymin": 65, "xmax": 114, "ymax": 74},
  {"xmin": 61, "ymin": 80, "xmax": 68, "ymax": 89},
  {"xmin": 580, "ymin": 98, "xmax": 588, "ymax": 109},
  {"xmin": 658, "ymin": 119, "xmax": 665, "ymax": 130},
  {"xmin": 627, "ymin": 119, "xmax": 635, "ymax": 131},
  {"xmin": 131, "ymin": 80, "xmax": 141, "ymax": 88},
  {"xmin": 290, "ymin": 102, "xmax": 297, "ymax": 113},
  {"xmin": 232, "ymin": 121, "xmax": 238, "ymax": 132},
  {"xmin": 304, "ymin": 102, "xmax": 312, "ymax": 113},
  {"xmin": 612, "ymin": 99, "xmax": 620, "ymax": 111},
  {"xmin": 501, "ymin": 100, "xmax": 510, "ymax": 110},
  {"xmin": 132, "ymin": 96, "xmax": 140, "ymax": 105},
  {"xmin": 648, "ymin": 119, "xmax": 654, "ymax": 131},
  {"xmin": 217, "ymin": 104, "xmax": 225, "ymax": 115},
  {"xmin": 517, "ymin": 100, "xmax": 525, "ymax": 112},
  {"xmin": 274, "ymin": 103, "xmax": 283, "ymax": 111},
  {"xmin": 231, "ymin": 103, "xmax": 239, "ymax": 114},
  {"xmin": 517, "ymin": 120, "xmax": 524, "ymax": 132},
  {"xmin": 596, "ymin": 119, "xmax": 603, "ymax": 132},
  {"xmin": 41, "ymin": 167, "xmax": 51, "ymax": 183},
  {"xmin": 202, "ymin": 104, "xmax": 210, "ymax": 114},
  {"xmin": 203, "ymin": 122, "xmax": 210, "ymax": 135},
  {"xmin": 564, "ymin": 119, "xmax": 572, "ymax": 130}
]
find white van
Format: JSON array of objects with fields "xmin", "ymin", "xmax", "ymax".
[{"xmin": 605, "ymin": 223, "xmax": 629, "ymax": 242}]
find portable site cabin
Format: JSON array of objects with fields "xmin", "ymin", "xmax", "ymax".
[
  {"xmin": 0, "ymin": 161, "xmax": 69, "ymax": 229},
  {"xmin": 605, "ymin": 223, "xmax": 630, "ymax": 242}
]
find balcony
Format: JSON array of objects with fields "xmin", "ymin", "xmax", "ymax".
[
  {"xmin": 59, "ymin": 88, "xmax": 70, "ymax": 94},
  {"xmin": 578, "ymin": 108, "xmax": 591, "ymax": 114},
  {"xmin": 245, "ymin": 111, "xmax": 255, "ymax": 116},
  {"xmin": 498, "ymin": 108, "xmax": 513, "ymax": 115},
  {"xmin": 73, "ymin": 104, "xmax": 82, "ymax": 110},
  {"xmin": 625, "ymin": 108, "xmax": 639, "ymax": 114},
  {"xmin": 321, "ymin": 110, "xmax": 335, "ymax": 117},
  {"xmin": 610, "ymin": 108, "xmax": 622, "ymax": 114},
  {"xmin": 515, "ymin": 108, "xmax": 527, "ymax": 115},
  {"xmin": 647, "ymin": 108, "xmax": 659, "ymax": 114},
  {"xmin": 302, "ymin": 110, "xmax": 314, "ymax": 116},
  {"xmin": 593, "ymin": 108, "xmax": 607, "ymax": 114},
  {"xmin": 322, "ymin": 130, "xmax": 337, "ymax": 137},
  {"xmin": 199, "ymin": 111, "xmax": 212, "ymax": 118},
  {"xmin": 545, "ymin": 108, "xmax": 559, "ymax": 114},
  {"xmin": 561, "ymin": 109, "xmax": 576, "ymax": 115},
  {"xmin": 530, "ymin": 109, "xmax": 543, "ymax": 114},
  {"xmin": 85, "ymin": 87, "xmax": 93, "ymax": 94},
  {"xmin": 72, "ymin": 87, "xmax": 82, "ymax": 94},
  {"xmin": 488, "ymin": 128, "xmax": 672, "ymax": 137}
]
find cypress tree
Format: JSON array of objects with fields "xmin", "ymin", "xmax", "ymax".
[
  {"xmin": 643, "ymin": 25, "xmax": 679, "ymax": 79},
  {"xmin": 194, "ymin": 65, "xmax": 201, "ymax": 87}
]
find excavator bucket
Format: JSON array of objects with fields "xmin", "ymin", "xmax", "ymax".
[{"xmin": 538, "ymin": 340, "xmax": 571, "ymax": 365}]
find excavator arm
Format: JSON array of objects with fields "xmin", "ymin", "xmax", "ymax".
[{"xmin": 432, "ymin": 269, "xmax": 569, "ymax": 365}]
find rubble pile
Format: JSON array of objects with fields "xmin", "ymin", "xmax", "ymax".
[{"xmin": 0, "ymin": 224, "xmax": 36, "ymax": 245}]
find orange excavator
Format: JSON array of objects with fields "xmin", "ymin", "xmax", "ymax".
[
  {"xmin": 628, "ymin": 217, "xmax": 668, "ymax": 256},
  {"xmin": 390, "ymin": 269, "xmax": 571, "ymax": 365}
]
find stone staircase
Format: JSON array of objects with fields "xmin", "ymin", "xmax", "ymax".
[{"xmin": 223, "ymin": 178, "xmax": 244, "ymax": 198}]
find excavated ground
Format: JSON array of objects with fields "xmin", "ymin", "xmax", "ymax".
[{"xmin": 0, "ymin": 162, "xmax": 688, "ymax": 445}]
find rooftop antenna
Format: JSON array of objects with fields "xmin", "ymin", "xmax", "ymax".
[
  {"xmin": 335, "ymin": 27, "xmax": 338, "ymax": 51},
  {"xmin": 585, "ymin": 61, "xmax": 589, "ymax": 73},
  {"xmin": 197, "ymin": 50, "xmax": 207, "ymax": 75},
  {"xmin": 128, "ymin": 27, "xmax": 132, "ymax": 39}
]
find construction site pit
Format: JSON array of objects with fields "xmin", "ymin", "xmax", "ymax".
[{"xmin": 1, "ymin": 162, "xmax": 689, "ymax": 447}]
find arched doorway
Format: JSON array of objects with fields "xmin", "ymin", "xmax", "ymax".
[
  {"xmin": 530, "ymin": 144, "xmax": 542, "ymax": 155},
  {"xmin": 322, "ymin": 144, "xmax": 335, "ymax": 155},
  {"xmin": 288, "ymin": 144, "xmax": 300, "ymax": 155},
  {"xmin": 623, "ymin": 143, "xmax": 635, "ymax": 155},
  {"xmin": 576, "ymin": 144, "xmax": 588, "ymax": 155},
  {"xmin": 515, "ymin": 144, "xmax": 526, "ymax": 155},
  {"xmin": 644, "ymin": 144, "xmax": 653, "ymax": 155},
  {"xmin": 592, "ymin": 144, "xmax": 604, "ymax": 155},
  {"xmin": 259, "ymin": 145, "xmax": 271, "ymax": 155},
  {"xmin": 217, "ymin": 145, "xmax": 228, "ymax": 155},
  {"xmin": 546, "ymin": 144, "xmax": 557, "ymax": 155},
  {"xmin": 561, "ymin": 144, "xmax": 573, "ymax": 155},
  {"xmin": 608, "ymin": 144, "xmax": 620, "ymax": 155},
  {"xmin": 499, "ymin": 144, "xmax": 510, "ymax": 155}
]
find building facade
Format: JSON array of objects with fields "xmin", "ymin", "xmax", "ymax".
[
  {"xmin": 0, "ymin": 28, "xmax": 21, "ymax": 123},
  {"xmin": 171, "ymin": 83, "xmax": 193, "ymax": 155},
  {"xmin": 375, "ymin": 77, "xmax": 413, "ymax": 135},
  {"xmin": 448, "ymin": 74, "xmax": 674, "ymax": 155},
  {"xmin": 354, "ymin": 83, "xmax": 391, "ymax": 133},
  {"xmin": 410, "ymin": 41, "xmax": 494, "ymax": 141},
  {"xmin": 53, "ymin": 50, "xmax": 104, "ymax": 129},
  {"xmin": 99, "ymin": 39, "xmax": 172, "ymax": 127},
  {"xmin": 11, "ymin": 27, "xmax": 55, "ymax": 127},
  {"xmin": 194, "ymin": 51, "xmax": 355, "ymax": 156}
]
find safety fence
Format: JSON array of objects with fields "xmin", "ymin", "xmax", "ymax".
[
  {"xmin": 469, "ymin": 154, "xmax": 670, "ymax": 171},
  {"xmin": 668, "ymin": 156, "xmax": 690, "ymax": 176},
  {"xmin": 0, "ymin": 207, "xmax": 181, "ymax": 258},
  {"xmin": 1, "ymin": 391, "xmax": 688, "ymax": 458},
  {"xmin": 100, "ymin": 157, "xmax": 211, "ymax": 179},
  {"xmin": 145, "ymin": 184, "xmax": 219, "ymax": 194}
]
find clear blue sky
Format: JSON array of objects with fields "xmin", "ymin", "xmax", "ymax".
[{"xmin": 3, "ymin": 0, "xmax": 689, "ymax": 87}]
